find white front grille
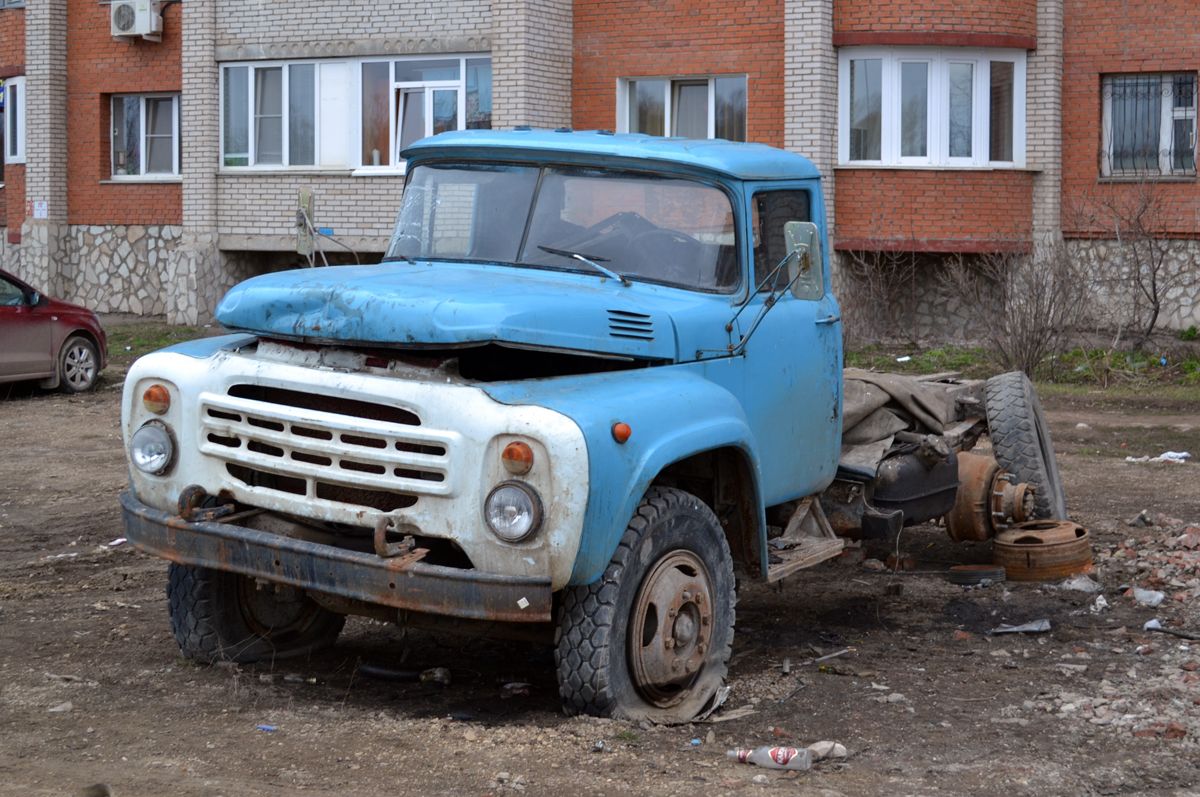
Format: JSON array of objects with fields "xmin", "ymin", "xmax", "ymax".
[{"xmin": 198, "ymin": 388, "xmax": 457, "ymax": 513}]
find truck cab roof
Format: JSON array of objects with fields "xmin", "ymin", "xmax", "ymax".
[{"xmin": 402, "ymin": 129, "xmax": 823, "ymax": 182}]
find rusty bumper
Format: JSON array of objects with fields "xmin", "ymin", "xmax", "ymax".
[{"xmin": 119, "ymin": 491, "xmax": 553, "ymax": 622}]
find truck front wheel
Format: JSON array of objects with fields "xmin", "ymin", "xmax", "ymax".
[
  {"xmin": 555, "ymin": 487, "xmax": 735, "ymax": 723},
  {"xmin": 167, "ymin": 563, "xmax": 345, "ymax": 664}
]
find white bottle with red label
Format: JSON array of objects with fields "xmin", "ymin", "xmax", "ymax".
[{"xmin": 726, "ymin": 746, "xmax": 813, "ymax": 770}]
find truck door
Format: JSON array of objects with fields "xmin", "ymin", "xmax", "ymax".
[{"xmin": 734, "ymin": 185, "xmax": 842, "ymax": 504}]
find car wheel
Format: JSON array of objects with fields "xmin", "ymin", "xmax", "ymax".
[
  {"xmin": 555, "ymin": 487, "xmax": 735, "ymax": 723},
  {"xmin": 58, "ymin": 335, "xmax": 99, "ymax": 393},
  {"xmin": 985, "ymin": 371, "xmax": 1067, "ymax": 519},
  {"xmin": 167, "ymin": 563, "xmax": 345, "ymax": 664}
]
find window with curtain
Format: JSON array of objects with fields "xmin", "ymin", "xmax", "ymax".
[{"xmin": 621, "ymin": 76, "xmax": 747, "ymax": 141}]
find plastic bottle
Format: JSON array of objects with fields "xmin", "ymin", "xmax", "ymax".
[{"xmin": 726, "ymin": 746, "xmax": 812, "ymax": 770}]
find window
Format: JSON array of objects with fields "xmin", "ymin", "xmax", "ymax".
[
  {"xmin": 839, "ymin": 48, "xmax": 1026, "ymax": 167},
  {"xmin": 4, "ymin": 76, "xmax": 25, "ymax": 164},
  {"xmin": 221, "ymin": 55, "xmax": 491, "ymax": 171},
  {"xmin": 619, "ymin": 76, "xmax": 747, "ymax": 141},
  {"xmin": 0, "ymin": 1, "xmax": 26, "ymax": 8},
  {"xmin": 1102, "ymin": 73, "xmax": 1196, "ymax": 177},
  {"xmin": 111, "ymin": 94, "xmax": 179, "ymax": 178},
  {"xmin": 388, "ymin": 163, "xmax": 739, "ymax": 292}
]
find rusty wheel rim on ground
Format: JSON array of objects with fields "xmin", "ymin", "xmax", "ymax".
[
  {"xmin": 629, "ymin": 550, "xmax": 714, "ymax": 708},
  {"xmin": 993, "ymin": 520, "xmax": 1093, "ymax": 581}
]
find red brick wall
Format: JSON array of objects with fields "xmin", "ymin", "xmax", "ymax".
[
  {"xmin": 573, "ymin": 0, "xmax": 784, "ymax": 147},
  {"xmin": 66, "ymin": 0, "xmax": 181, "ymax": 226},
  {"xmin": 833, "ymin": 0, "xmax": 1037, "ymax": 47},
  {"xmin": 834, "ymin": 169, "xmax": 1034, "ymax": 251},
  {"xmin": 1061, "ymin": 0, "xmax": 1200, "ymax": 237},
  {"xmin": 0, "ymin": 6, "xmax": 23, "ymax": 76},
  {"xmin": 0, "ymin": 7, "xmax": 24, "ymax": 236}
]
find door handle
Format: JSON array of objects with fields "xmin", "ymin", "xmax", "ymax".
[{"xmin": 815, "ymin": 314, "xmax": 840, "ymax": 325}]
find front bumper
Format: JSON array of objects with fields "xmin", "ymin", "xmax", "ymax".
[{"xmin": 120, "ymin": 491, "xmax": 553, "ymax": 623}]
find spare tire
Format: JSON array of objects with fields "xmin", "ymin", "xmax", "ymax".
[{"xmin": 984, "ymin": 371, "xmax": 1067, "ymax": 519}]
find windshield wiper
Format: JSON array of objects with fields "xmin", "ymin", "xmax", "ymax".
[{"xmin": 537, "ymin": 245, "xmax": 631, "ymax": 287}]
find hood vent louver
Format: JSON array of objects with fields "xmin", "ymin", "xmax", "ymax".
[{"xmin": 607, "ymin": 309, "xmax": 654, "ymax": 341}]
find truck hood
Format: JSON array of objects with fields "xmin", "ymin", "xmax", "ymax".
[{"xmin": 215, "ymin": 261, "xmax": 722, "ymax": 361}]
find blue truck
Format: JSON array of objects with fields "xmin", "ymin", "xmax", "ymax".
[{"xmin": 120, "ymin": 130, "xmax": 1064, "ymax": 722}]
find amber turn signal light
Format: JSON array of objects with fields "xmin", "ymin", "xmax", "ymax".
[
  {"xmin": 501, "ymin": 441, "xmax": 535, "ymax": 475},
  {"xmin": 142, "ymin": 384, "xmax": 171, "ymax": 415},
  {"xmin": 611, "ymin": 422, "xmax": 632, "ymax": 444}
]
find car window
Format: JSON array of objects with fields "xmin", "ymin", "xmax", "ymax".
[{"xmin": 0, "ymin": 276, "xmax": 26, "ymax": 307}]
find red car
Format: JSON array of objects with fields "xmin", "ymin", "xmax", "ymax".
[{"xmin": 0, "ymin": 269, "xmax": 108, "ymax": 393}]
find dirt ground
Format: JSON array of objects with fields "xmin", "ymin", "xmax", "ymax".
[{"xmin": 2, "ymin": 354, "xmax": 1199, "ymax": 796}]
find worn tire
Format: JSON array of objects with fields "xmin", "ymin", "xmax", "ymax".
[
  {"xmin": 985, "ymin": 371, "xmax": 1067, "ymax": 519},
  {"xmin": 58, "ymin": 335, "xmax": 99, "ymax": 393},
  {"xmin": 167, "ymin": 563, "xmax": 345, "ymax": 664},
  {"xmin": 554, "ymin": 487, "xmax": 735, "ymax": 724}
]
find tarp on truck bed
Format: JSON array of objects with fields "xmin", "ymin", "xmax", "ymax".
[{"xmin": 840, "ymin": 369, "xmax": 958, "ymax": 478}]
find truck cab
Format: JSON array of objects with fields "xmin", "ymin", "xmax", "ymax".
[{"xmin": 121, "ymin": 130, "xmax": 844, "ymax": 722}]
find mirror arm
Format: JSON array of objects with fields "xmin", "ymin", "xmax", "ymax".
[{"xmin": 726, "ymin": 266, "xmax": 805, "ymax": 356}]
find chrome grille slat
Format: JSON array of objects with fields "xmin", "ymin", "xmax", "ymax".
[
  {"xmin": 202, "ymin": 418, "xmax": 448, "ymax": 472},
  {"xmin": 198, "ymin": 390, "xmax": 456, "ymax": 506}
]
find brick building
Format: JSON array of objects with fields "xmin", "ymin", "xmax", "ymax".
[{"xmin": 2, "ymin": 0, "xmax": 1197, "ymax": 333}]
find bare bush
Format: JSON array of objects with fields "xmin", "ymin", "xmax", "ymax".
[
  {"xmin": 940, "ymin": 243, "xmax": 1089, "ymax": 377},
  {"xmin": 837, "ymin": 247, "xmax": 921, "ymax": 345}
]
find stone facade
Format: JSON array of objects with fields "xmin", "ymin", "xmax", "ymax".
[
  {"xmin": 1068, "ymin": 239, "xmax": 1200, "ymax": 333},
  {"xmin": 62, "ymin": 225, "xmax": 181, "ymax": 316}
]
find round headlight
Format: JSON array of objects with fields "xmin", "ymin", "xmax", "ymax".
[
  {"xmin": 131, "ymin": 421, "xmax": 175, "ymax": 475},
  {"xmin": 484, "ymin": 481, "xmax": 543, "ymax": 543}
]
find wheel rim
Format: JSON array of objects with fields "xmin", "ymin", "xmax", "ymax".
[
  {"xmin": 236, "ymin": 577, "xmax": 317, "ymax": 639},
  {"xmin": 63, "ymin": 343, "xmax": 96, "ymax": 389},
  {"xmin": 628, "ymin": 550, "xmax": 714, "ymax": 707}
]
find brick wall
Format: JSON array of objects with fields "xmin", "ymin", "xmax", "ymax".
[
  {"xmin": 834, "ymin": 169, "xmax": 1034, "ymax": 251},
  {"xmin": 573, "ymin": 0, "xmax": 785, "ymax": 147},
  {"xmin": 833, "ymin": 0, "xmax": 1037, "ymax": 46},
  {"xmin": 214, "ymin": 0, "xmax": 491, "ymax": 51},
  {"xmin": 0, "ymin": 7, "xmax": 22, "ymax": 240},
  {"xmin": 66, "ymin": 0, "xmax": 181, "ymax": 226},
  {"xmin": 1061, "ymin": 0, "xmax": 1200, "ymax": 237},
  {"xmin": 217, "ymin": 173, "xmax": 404, "ymax": 245},
  {"xmin": 0, "ymin": 6, "xmax": 23, "ymax": 72}
]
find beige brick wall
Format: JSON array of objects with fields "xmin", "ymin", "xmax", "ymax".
[
  {"xmin": 214, "ymin": 0, "xmax": 492, "ymax": 53},
  {"xmin": 490, "ymin": 0, "xmax": 572, "ymax": 128},
  {"xmin": 783, "ymin": 0, "xmax": 837, "ymax": 229},
  {"xmin": 216, "ymin": 173, "xmax": 403, "ymax": 247},
  {"xmin": 1028, "ymin": 0, "xmax": 1063, "ymax": 241}
]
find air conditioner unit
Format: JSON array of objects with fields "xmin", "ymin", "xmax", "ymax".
[{"xmin": 111, "ymin": 0, "xmax": 163, "ymax": 42}]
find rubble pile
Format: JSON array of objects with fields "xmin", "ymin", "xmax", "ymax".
[
  {"xmin": 1016, "ymin": 515, "xmax": 1200, "ymax": 744},
  {"xmin": 1104, "ymin": 517, "xmax": 1200, "ymax": 618}
]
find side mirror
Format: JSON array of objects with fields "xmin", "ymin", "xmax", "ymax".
[
  {"xmin": 784, "ymin": 221, "xmax": 823, "ymax": 300},
  {"xmin": 27, "ymin": 291, "xmax": 42, "ymax": 307}
]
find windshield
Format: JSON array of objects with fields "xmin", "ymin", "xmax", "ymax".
[{"xmin": 386, "ymin": 162, "xmax": 739, "ymax": 291}]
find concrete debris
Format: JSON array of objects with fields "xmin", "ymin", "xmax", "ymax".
[
  {"xmin": 807, "ymin": 741, "xmax": 848, "ymax": 761},
  {"xmin": 990, "ymin": 619, "xmax": 1051, "ymax": 635},
  {"xmin": 1130, "ymin": 587, "xmax": 1166, "ymax": 607},
  {"xmin": 1058, "ymin": 574, "xmax": 1103, "ymax": 593},
  {"xmin": 1123, "ymin": 451, "xmax": 1191, "ymax": 464}
]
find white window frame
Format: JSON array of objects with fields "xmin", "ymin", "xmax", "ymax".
[
  {"xmin": 110, "ymin": 93, "xmax": 180, "ymax": 180},
  {"xmin": 219, "ymin": 54, "xmax": 490, "ymax": 175},
  {"xmin": 220, "ymin": 60, "xmax": 321, "ymax": 171},
  {"xmin": 615, "ymin": 75, "xmax": 748, "ymax": 140},
  {"xmin": 4, "ymin": 75, "xmax": 25, "ymax": 165},
  {"xmin": 1101, "ymin": 72, "xmax": 1197, "ymax": 178},
  {"xmin": 837, "ymin": 47, "xmax": 1026, "ymax": 168}
]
